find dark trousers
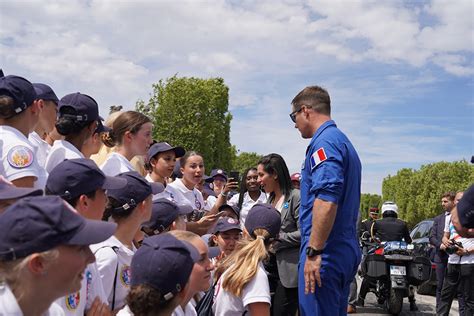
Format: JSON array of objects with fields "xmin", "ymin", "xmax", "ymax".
[
  {"xmin": 359, "ymin": 276, "xmax": 371, "ymax": 300},
  {"xmin": 436, "ymin": 261, "xmax": 447, "ymax": 309},
  {"xmin": 437, "ymin": 263, "xmax": 474, "ymax": 316},
  {"xmin": 272, "ymin": 282, "xmax": 298, "ymax": 316}
]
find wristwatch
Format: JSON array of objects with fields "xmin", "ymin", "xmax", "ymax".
[{"xmin": 306, "ymin": 247, "xmax": 323, "ymax": 258}]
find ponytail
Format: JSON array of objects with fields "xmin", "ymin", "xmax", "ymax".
[
  {"xmin": 220, "ymin": 228, "xmax": 270, "ymax": 296},
  {"xmin": 56, "ymin": 106, "xmax": 93, "ymax": 136},
  {"xmin": 101, "ymin": 129, "xmax": 117, "ymax": 148},
  {"xmin": 103, "ymin": 196, "xmax": 137, "ymax": 222}
]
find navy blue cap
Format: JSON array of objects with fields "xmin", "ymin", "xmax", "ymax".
[
  {"xmin": 457, "ymin": 184, "xmax": 474, "ymax": 228},
  {"xmin": 58, "ymin": 92, "xmax": 99, "ymax": 122},
  {"xmin": 213, "ymin": 217, "xmax": 242, "ymax": 234},
  {"xmin": 147, "ymin": 142, "xmax": 185, "ymax": 163},
  {"xmin": 0, "ymin": 176, "xmax": 42, "ymax": 200},
  {"xmin": 32, "ymin": 83, "xmax": 59, "ymax": 103},
  {"xmin": 107, "ymin": 171, "xmax": 164, "ymax": 211},
  {"xmin": 172, "ymin": 160, "xmax": 183, "ymax": 179},
  {"xmin": 143, "ymin": 199, "xmax": 193, "ymax": 233},
  {"xmin": 200, "ymin": 234, "xmax": 221, "ymax": 258},
  {"xmin": 245, "ymin": 203, "xmax": 281, "ymax": 239},
  {"xmin": 203, "ymin": 182, "xmax": 216, "ymax": 197},
  {"xmin": 0, "ymin": 196, "xmax": 116, "ymax": 261},
  {"xmin": 131, "ymin": 233, "xmax": 198, "ymax": 300},
  {"xmin": 206, "ymin": 169, "xmax": 228, "ymax": 182},
  {"xmin": 95, "ymin": 119, "xmax": 111, "ymax": 134},
  {"xmin": 0, "ymin": 75, "xmax": 37, "ymax": 115},
  {"xmin": 46, "ymin": 158, "xmax": 127, "ymax": 200},
  {"xmin": 218, "ymin": 204, "xmax": 240, "ymax": 218}
]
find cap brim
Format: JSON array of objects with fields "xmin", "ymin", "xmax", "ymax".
[
  {"xmin": 67, "ymin": 220, "xmax": 117, "ymax": 246},
  {"xmin": 102, "ymin": 176, "xmax": 128, "ymax": 190},
  {"xmin": 0, "ymin": 186, "xmax": 43, "ymax": 200},
  {"xmin": 219, "ymin": 225, "xmax": 242, "ymax": 233},
  {"xmin": 173, "ymin": 147, "xmax": 185, "ymax": 158},
  {"xmin": 177, "ymin": 204, "xmax": 194, "ymax": 215},
  {"xmin": 151, "ymin": 182, "xmax": 165, "ymax": 194},
  {"xmin": 208, "ymin": 246, "xmax": 221, "ymax": 259}
]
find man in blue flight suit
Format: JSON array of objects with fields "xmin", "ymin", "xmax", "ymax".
[{"xmin": 290, "ymin": 86, "xmax": 362, "ymax": 315}]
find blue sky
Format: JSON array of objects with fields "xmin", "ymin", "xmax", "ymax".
[{"xmin": 1, "ymin": 0, "xmax": 473, "ymax": 194}]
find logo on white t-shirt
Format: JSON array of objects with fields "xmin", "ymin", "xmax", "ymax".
[
  {"xmin": 120, "ymin": 265, "xmax": 131, "ymax": 286},
  {"xmin": 65, "ymin": 292, "xmax": 80, "ymax": 310}
]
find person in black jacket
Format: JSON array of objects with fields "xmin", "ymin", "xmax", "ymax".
[
  {"xmin": 359, "ymin": 207, "xmax": 379, "ymax": 239},
  {"xmin": 357, "ymin": 202, "xmax": 418, "ymax": 311},
  {"xmin": 372, "ymin": 202, "xmax": 412, "ymax": 243}
]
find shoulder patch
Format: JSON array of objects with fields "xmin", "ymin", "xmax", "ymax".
[
  {"xmin": 7, "ymin": 145, "xmax": 34, "ymax": 169},
  {"xmin": 65, "ymin": 292, "xmax": 80, "ymax": 310},
  {"xmin": 310, "ymin": 147, "xmax": 327, "ymax": 170}
]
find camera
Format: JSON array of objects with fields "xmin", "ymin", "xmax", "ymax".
[{"xmin": 446, "ymin": 239, "xmax": 463, "ymax": 255}]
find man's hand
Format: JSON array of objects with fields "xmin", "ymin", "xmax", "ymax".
[
  {"xmin": 455, "ymin": 247, "xmax": 467, "ymax": 257},
  {"xmin": 304, "ymin": 255, "xmax": 322, "ymax": 294},
  {"xmin": 441, "ymin": 236, "xmax": 451, "ymax": 249},
  {"xmin": 86, "ymin": 297, "xmax": 111, "ymax": 316}
]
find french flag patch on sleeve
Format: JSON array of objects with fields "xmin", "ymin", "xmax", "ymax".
[{"xmin": 310, "ymin": 147, "xmax": 327, "ymax": 170}]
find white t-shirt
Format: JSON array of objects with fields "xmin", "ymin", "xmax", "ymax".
[
  {"xmin": 116, "ymin": 305, "xmax": 133, "ymax": 316},
  {"xmin": 444, "ymin": 215, "xmax": 474, "ymax": 264},
  {"xmin": 45, "ymin": 140, "xmax": 85, "ymax": 173},
  {"xmin": 0, "ymin": 283, "xmax": 65, "ymax": 315},
  {"xmin": 55, "ymin": 262, "xmax": 108, "ymax": 315},
  {"xmin": 213, "ymin": 263, "xmax": 271, "ymax": 315},
  {"xmin": 171, "ymin": 302, "xmax": 197, "ymax": 316},
  {"xmin": 207, "ymin": 195, "xmax": 217, "ymax": 209},
  {"xmin": 28, "ymin": 131, "xmax": 51, "ymax": 168},
  {"xmin": 228, "ymin": 191, "xmax": 267, "ymax": 227},
  {"xmin": 91, "ymin": 236, "xmax": 136, "ymax": 310},
  {"xmin": 0, "ymin": 125, "xmax": 45, "ymax": 190},
  {"xmin": 165, "ymin": 179, "xmax": 206, "ymax": 211},
  {"xmin": 100, "ymin": 152, "xmax": 136, "ymax": 176}
]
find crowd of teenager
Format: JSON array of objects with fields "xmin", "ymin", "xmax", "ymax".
[
  {"xmin": 2, "ymin": 73, "xmax": 472, "ymax": 316},
  {"xmin": 0, "ymin": 74, "xmax": 303, "ymax": 316}
]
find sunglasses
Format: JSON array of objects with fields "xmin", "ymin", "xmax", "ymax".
[{"xmin": 289, "ymin": 106, "xmax": 304, "ymax": 123}]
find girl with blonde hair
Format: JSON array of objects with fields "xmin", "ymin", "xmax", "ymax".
[
  {"xmin": 169, "ymin": 230, "xmax": 215, "ymax": 316},
  {"xmin": 213, "ymin": 204, "xmax": 281, "ymax": 316}
]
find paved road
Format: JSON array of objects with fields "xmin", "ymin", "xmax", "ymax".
[{"xmin": 352, "ymin": 276, "xmax": 460, "ymax": 315}]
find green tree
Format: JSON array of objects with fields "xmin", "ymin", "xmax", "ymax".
[
  {"xmin": 232, "ymin": 151, "xmax": 263, "ymax": 174},
  {"xmin": 382, "ymin": 160, "xmax": 474, "ymax": 227},
  {"xmin": 137, "ymin": 75, "xmax": 233, "ymax": 172}
]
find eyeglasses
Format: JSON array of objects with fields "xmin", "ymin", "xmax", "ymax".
[{"xmin": 289, "ymin": 107, "xmax": 303, "ymax": 123}]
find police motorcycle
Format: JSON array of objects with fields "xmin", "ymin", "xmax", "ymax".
[{"xmin": 360, "ymin": 232, "xmax": 431, "ymax": 315}]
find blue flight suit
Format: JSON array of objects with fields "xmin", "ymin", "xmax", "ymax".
[{"xmin": 299, "ymin": 120, "xmax": 362, "ymax": 315}]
